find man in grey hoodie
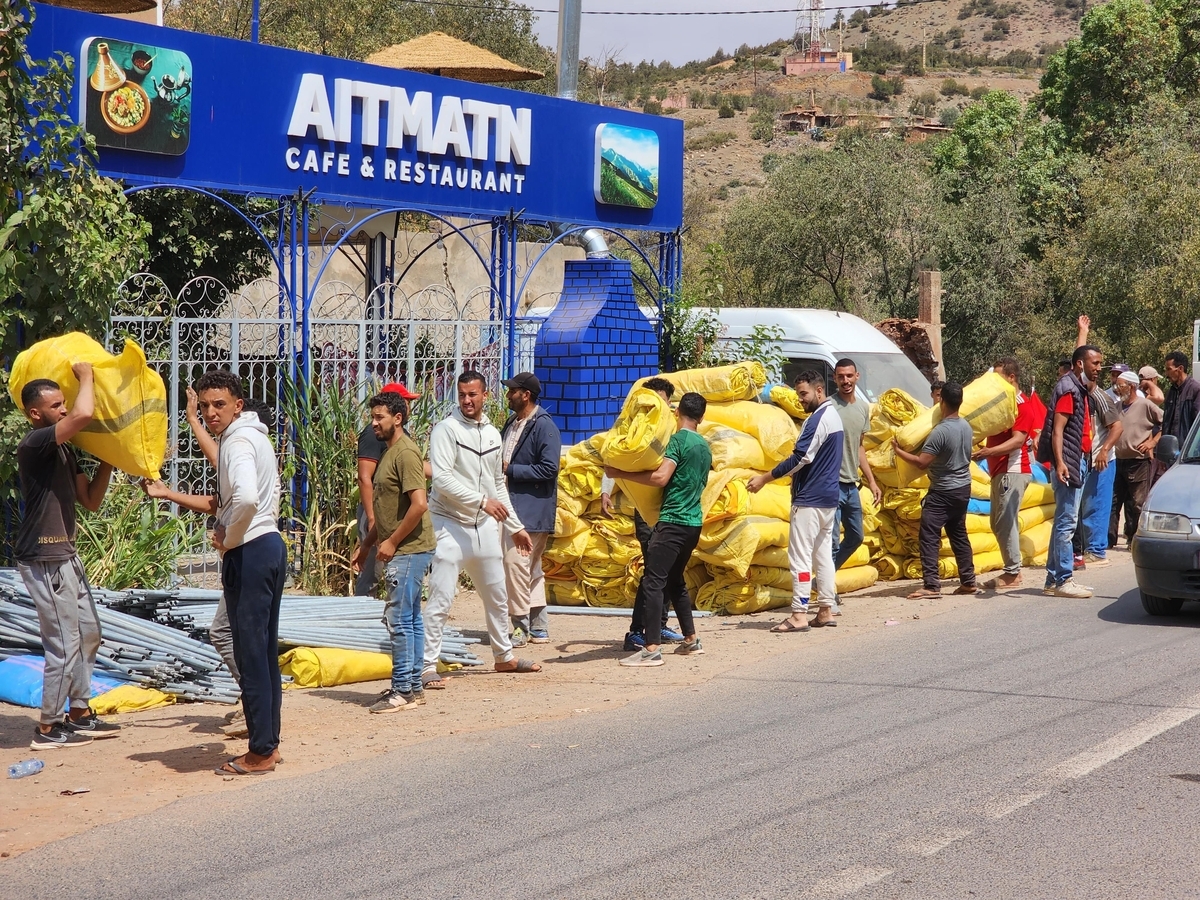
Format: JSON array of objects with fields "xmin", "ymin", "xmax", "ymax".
[
  {"xmin": 144, "ymin": 370, "xmax": 285, "ymax": 775},
  {"xmin": 422, "ymin": 371, "xmax": 540, "ymax": 687}
]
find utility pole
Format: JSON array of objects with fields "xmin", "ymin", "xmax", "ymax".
[
  {"xmin": 557, "ymin": 0, "xmax": 582, "ymax": 100},
  {"xmin": 921, "ymin": 27, "xmax": 927, "ymax": 73}
]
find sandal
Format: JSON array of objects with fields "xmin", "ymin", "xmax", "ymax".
[
  {"xmin": 953, "ymin": 584, "xmax": 978, "ymax": 595},
  {"xmin": 907, "ymin": 588, "xmax": 941, "ymax": 599},
  {"xmin": 771, "ymin": 619, "xmax": 810, "ymax": 633},
  {"xmin": 809, "ymin": 616, "xmax": 838, "ymax": 628},
  {"xmin": 422, "ymin": 673, "xmax": 448, "ymax": 690},
  {"xmin": 496, "ymin": 658, "xmax": 542, "ymax": 673},
  {"xmin": 214, "ymin": 757, "xmax": 275, "ymax": 776}
]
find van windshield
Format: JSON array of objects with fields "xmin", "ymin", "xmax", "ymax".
[
  {"xmin": 1181, "ymin": 418, "xmax": 1200, "ymax": 463},
  {"xmin": 850, "ymin": 353, "xmax": 933, "ymax": 404}
]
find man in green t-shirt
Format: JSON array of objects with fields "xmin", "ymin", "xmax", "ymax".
[
  {"xmin": 352, "ymin": 393, "xmax": 436, "ymax": 712},
  {"xmin": 604, "ymin": 392, "xmax": 711, "ymax": 667}
]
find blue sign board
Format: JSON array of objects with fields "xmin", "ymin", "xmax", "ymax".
[{"xmin": 26, "ymin": 3, "xmax": 683, "ymax": 231}]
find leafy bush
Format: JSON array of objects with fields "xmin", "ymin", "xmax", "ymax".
[
  {"xmin": 643, "ymin": 100, "xmax": 663, "ymax": 115},
  {"xmin": 78, "ymin": 482, "xmax": 201, "ymax": 589},
  {"xmin": 941, "ymin": 78, "xmax": 970, "ymax": 97},
  {"xmin": 869, "ymin": 74, "xmax": 905, "ymax": 101},
  {"xmin": 686, "ymin": 130, "xmax": 737, "ymax": 151},
  {"xmin": 761, "ymin": 153, "xmax": 783, "ymax": 173},
  {"xmin": 718, "ymin": 104, "xmax": 734, "ymax": 118}
]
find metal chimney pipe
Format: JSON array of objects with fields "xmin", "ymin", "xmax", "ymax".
[{"xmin": 557, "ymin": 0, "xmax": 582, "ymax": 100}]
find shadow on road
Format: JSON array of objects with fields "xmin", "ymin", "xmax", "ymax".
[
  {"xmin": 1097, "ymin": 588, "xmax": 1200, "ymax": 628},
  {"xmin": 128, "ymin": 741, "xmax": 229, "ymax": 774}
]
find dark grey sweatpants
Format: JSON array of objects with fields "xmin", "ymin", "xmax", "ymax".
[{"xmin": 18, "ymin": 556, "xmax": 101, "ymax": 725}]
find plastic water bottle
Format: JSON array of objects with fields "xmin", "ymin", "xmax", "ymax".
[{"xmin": 8, "ymin": 759, "xmax": 44, "ymax": 779}]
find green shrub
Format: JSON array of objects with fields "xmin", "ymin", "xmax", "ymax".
[
  {"xmin": 686, "ymin": 130, "xmax": 737, "ymax": 151},
  {"xmin": 718, "ymin": 104, "xmax": 735, "ymax": 118}
]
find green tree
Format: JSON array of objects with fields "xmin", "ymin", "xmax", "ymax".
[
  {"xmin": 166, "ymin": 0, "xmax": 555, "ymax": 92},
  {"xmin": 1036, "ymin": 0, "xmax": 1179, "ymax": 151},
  {"xmin": 1, "ymin": 0, "xmax": 149, "ymax": 506}
]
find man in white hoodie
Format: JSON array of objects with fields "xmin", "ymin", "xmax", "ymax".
[
  {"xmin": 423, "ymin": 370, "xmax": 540, "ymax": 688},
  {"xmin": 144, "ymin": 370, "xmax": 284, "ymax": 775}
]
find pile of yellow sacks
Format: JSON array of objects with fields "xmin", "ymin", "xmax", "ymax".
[
  {"xmin": 543, "ymin": 362, "xmax": 881, "ymax": 614},
  {"xmin": 863, "ymin": 372, "xmax": 1054, "ymax": 582}
]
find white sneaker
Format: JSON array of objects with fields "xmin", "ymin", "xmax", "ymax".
[
  {"xmin": 1054, "ymin": 579, "xmax": 1094, "ymax": 598},
  {"xmin": 1083, "ymin": 553, "xmax": 1112, "ymax": 569}
]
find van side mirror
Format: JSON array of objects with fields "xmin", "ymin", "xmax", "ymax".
[{"xmin": 1156, "ymin": 435, "xmax": 1180, "ymax": 465}]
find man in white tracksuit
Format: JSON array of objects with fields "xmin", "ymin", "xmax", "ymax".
[{"xmin": 423, "ymin": 370, "xmax": 541, "ymax": 686}]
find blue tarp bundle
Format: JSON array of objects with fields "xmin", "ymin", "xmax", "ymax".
[{"xmin": 0, "ymin": 655, "xmax": 125, "ymax": 711}]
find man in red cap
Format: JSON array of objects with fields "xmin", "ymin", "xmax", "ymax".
[{"xmin": 354, "ymin": 382, "xmax": 420, "ymax": 597}]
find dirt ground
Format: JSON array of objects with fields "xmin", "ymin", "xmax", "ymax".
[{"xmin": 0, "ymin": 564, "xmax": 1065, "ymax": 860}]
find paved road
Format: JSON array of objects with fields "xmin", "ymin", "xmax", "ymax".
[{"xmin": 8, "ymin": 558, "xmax": 1200, "ymax": 899}]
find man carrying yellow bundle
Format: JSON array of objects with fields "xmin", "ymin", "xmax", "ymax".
[
  {"xmin": 748, "ymin": 371, "xmax": 844, "ymax": 632},
  {"xmin": 606, "ymin": 392, "xmax": 710, "ymax": 666},
  {"xmin": 17, "ymin": 366, "xmax": 120, "ymax": 749},
  {"xmin": 895, "ymin": 382, "xmax": 978, "ymax": 599}
]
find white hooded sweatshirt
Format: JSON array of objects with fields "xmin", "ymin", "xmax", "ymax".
[
  {"xmin": 428, "ymin": 406, "xmax": 525, "ymax": 534},
  {"xmin": 216, "ymin": 412, "xmax": 281, "ymax": 550}
]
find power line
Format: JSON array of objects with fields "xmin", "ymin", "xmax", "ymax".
[{"xmin": 402, "ymin": 0, "xmax": 947, "ymax": 15}]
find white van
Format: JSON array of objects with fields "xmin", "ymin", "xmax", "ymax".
[{"xmin": 709, "ymin": 307, "xmax": 932, "ymax": 403}]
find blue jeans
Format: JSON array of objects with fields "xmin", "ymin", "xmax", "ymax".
[
  {"xmin": 384, "ymin": 550, "xmax": 433, "ymax": 695},
  {"xmin": 1048, "ymin": 460, "xmax": 1087, "ymax": 588},
  {"xmin": 832, "ymin": 482, "xmax": 864, "ymax": 570},
  {"xmin": 1079, "ymin": 459, "xmax": 1115, "ymax": 558}
]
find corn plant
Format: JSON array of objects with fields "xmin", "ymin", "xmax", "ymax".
[
  {"xmin": 77, "ymin": 481, "xmax": 200, "ymax": 589},
  {"xmin": 280, "ymin": 377, "xmax": 362, "ymax": 596}
]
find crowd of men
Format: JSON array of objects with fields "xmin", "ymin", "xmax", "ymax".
[{"xmin": 12, "ymin": 332, "xmax": 1199, "ymax": 769}]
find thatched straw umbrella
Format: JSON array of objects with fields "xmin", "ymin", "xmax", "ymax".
[
  {"xmin": 41, "ymin": 0, "xmax": 157, "ymax": 13},
  {"xmin": 366, "ymin": 32, "xmax": 544, "ymax": 83}
]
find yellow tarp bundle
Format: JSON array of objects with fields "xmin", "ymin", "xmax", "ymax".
[
  {"xmin": 864, "ymin": 388, "xmax": 925, "ymax": 449},
  {"xmin": 279, "ymin": 647, "xmax": 392, "ymax": 687},
  {"xmin": 748, "ymin": 481, "xmax": 792, "ymax": 520},
  {"xmin": 1020, "ymin": 520, "xmax": 1053, "ymax": 562},
  {"xmin": 751, "ymin": 545, "xmax": 789, "ymax": 569},
  {"xmin": 966, "ymin": 514, "xmax": 993, "ymax": 534},
  {"xmin": 637, "ymin": 361, "xmax": 767, "ymax": 403},
  {"xmin": 697, "ymin": 579, "xmax": 792, "ymax": 615},
  {"xmin": 544, "ymin": 508, "xmax": 590, "ymax": 565},
  {"xmin": 1022, "ymin": 481, "xmax": 1054, "ymax": 509},
  {"xmin": 700, "ymin": 421, "xmax": 768, "ymax": 471},
  {"xmin": 9, "ymin": 333, "xmax": 167, "ymax": 478},
  {"xmin": 747, "ymin": 565, "xmax": 794, "ymax": 591},
  {"xmin": 89, "ymin": 684, "xmax": 175, "ymax": 714},
  {"xmin": 685, "ymin": 561, "xmax": 713, "ymax": 599},
  {"xmin": 546, "ymin": 579, "xmax": 587, "ymax": 606},
  {"xmin": 769, "ymin": 385, "xmax": 808, "ymax": 420},
  {"xmin": 940, "ymin": 530, "xmax": 999, "ymax": 557},
  {"xmin": 939, "ymin": 550, "xmax": 1005, "ymax": 579},
  {"xmin": 694, "ymin": 516, "xmax": 760, "ymax": 577},
  {"xmin": 1018, "ymin": 503, "xmax": 1056, "ymax": 532},
  {"xmin": 703, "ymin": 401, "xmax": 799, "ymax": 466},
  {"xmin": 702, "ymin": 471, "xmax": 750, "ymax": 524},
  {"xmin": 844, "ymin": 543, "xmax": 872, "ymax": 568},
  {"xmin": 875, "ymin": 553, "xmax": 906, "ymax": 580},
  {"xmin": 837, "ymin": 564, "xmax": 879, "ymax": 593},
  {"xmin": 747, "ymin": 515, "xmax": 789, "ymax": 548},
  {"xmin": 618, "ymin": 480, "xmax": 663, "ymax": 527},
  {"xmin": 603, "ymin": 388, "xmax": 675, "ymax": 471}
]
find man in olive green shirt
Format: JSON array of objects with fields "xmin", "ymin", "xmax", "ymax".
[
  {"xmin": 605, "ymin": 391, "xmax": 711, "ymax": 667},
  {"xmin": 352, "ymin": 393, "xmax": 435, "ymax": 712}
]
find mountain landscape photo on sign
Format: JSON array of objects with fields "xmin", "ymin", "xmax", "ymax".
[{"xmin": 595, "ymin": 123, "xmax": 659, "ymax": 209}]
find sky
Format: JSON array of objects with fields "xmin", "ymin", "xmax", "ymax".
[
  {"xmin": 599, "ymin": 123, "xmax": 660, "ymax": 173},
  {"xmin": 531, "ymin": 0, "xmax": 804, "ymax": 68}
]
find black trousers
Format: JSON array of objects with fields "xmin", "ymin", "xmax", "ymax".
[
  {"xmin": 640, "ymin": 522, "xmax": 701, "ymax": 647},
  {"xmin": 629, "ymin": 511, "xmax": 669, "ymax": 635},
  {"xmin": 223, "ymin": 532, "xmax": 287, "ymax": 757},
  {"xmin": 1110, "ymin": 457, "xmax": 1152, "ymax": 546},
  {"xmin": 919, "ymin": 486, "xmax": 974, "ymax": 590}
]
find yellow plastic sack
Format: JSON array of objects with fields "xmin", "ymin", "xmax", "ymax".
[
  {"xmin": 700, "ymin": 421, "xmax": 768, "ymax": 471},
  {"xmin": 748, "ymin": 482, "xmax": 792, "ymax": 520},
  {"xmin": 697, "ymin": 578, "xmax": 793, "ymax": 615},
  {"xmin": 603, "ymin": 388, "xmax": 676, "ymax": 471},
  {"xmin": 1022, "ymin": 481, "xmax": 1054, "ymax": 509},
  {"xmin": 1020, "ymin": 520, "xmax": 1053, "ymax": 562},
  {"xmin": 702, "ymin": 471, "xmax": 750, "ymax": 524},
  {"xmin": 751, "ymin": 545, "xmax": 789, "ymax": 569},
  {"xmin": 279, "ymin": 647, "xmax": 391, "ymax": 687},
  {"xmin": 896, "ymin": 371, "xmax": 1018, "ymax": 452},
  {"xmin": 685, "ymin": 561, "xmax": 713, "ymax": 599},
  {"xmin": 636, "ymin": 361, "xmax": 767, "ymax": 403},
  {"xmin": 966, "ymin": 514, "xmax": 993, "ymax": 534},
  {"xmin": 940, "ymin": 530, "xmax": 999, "ymax": 557},
  {"xmin": 939, "ymin": 550, "xmax": 1005, "ymax": 579},
  {"xmin": 747, "ymin": 565, "xmax": 795, "ymax": 591},
  {"xmin": 1018, "ymin": 503, "xmax": 1056, "ymax": 532},
  {"xmin": 835, "ymin": 564, "xmax": 879, "ymax": 594},
  {"xmin": 703, "ymin": 401, "xmax": 800, "ymax": 466},
  {"xmin": 844, "ymin": 543, "xmax": 871, "ymax": 568},
  {"xmin": 875, "ymin": 553, "xmax": 906, "ymax": 581},
  {"xmin": 544, "ymin": 508, "xmax": 591, "ymax": 565},
  {"xmin": 748, "ymin": 515, "xmax": 789, "ymax": 549},
  {"xmin": 9, "ymin": 333, "xmax": 167, "ymax": 478},
  {"xmin": 89, "ymin": 684, "xmax": 175, "ymax": 714},
  {"xmin": 546, "ymin": 579, "xmax": 587, "ymax": 606},
  {"xmin": 694, "ymin": 516, "xmax": 760, "ymax": 578},
  {"xmin": 617, "ymin": 479, "xmax": 663, "ymax": 527},
  {"xmin": 769, "ymin": 385, "xmax": 809, "ymax": 420}
]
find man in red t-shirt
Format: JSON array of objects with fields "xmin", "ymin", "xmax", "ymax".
[{"xmin": 972, "ymin": 358, "xmax": 1039, "ymax": 588}]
